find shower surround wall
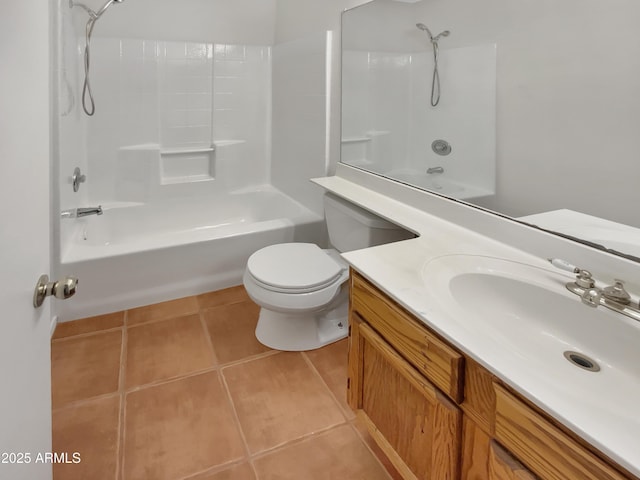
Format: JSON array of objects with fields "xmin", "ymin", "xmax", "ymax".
[
  {"xmin": 55, "ymin": 5, "xmax": 334, "ymax": 320},
  {"xmin": 86, "ymin": 38, "xmax": 271, "ymax": 202},
  {"xmin": 341, "ymin": 45, "xmax": 496, "ymax": 197}
]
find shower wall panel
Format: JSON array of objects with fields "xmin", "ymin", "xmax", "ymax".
[{"xmin": 84, "ymin": 38, "xmax": 271, "ymax": 202}]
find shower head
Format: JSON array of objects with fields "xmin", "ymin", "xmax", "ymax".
[
  {"xmin": 416, "ymin": 23, "xmax": 450, "ymax": 43},
  {"xmin": 416, "ymin": 23, "xmax": 433, "ymax": 38},
  {"xmin": 432, "ymin": 30, "xmax": 450, "ymax": 42},
  {"xmin": 70, "ymin": 0, "xmax": 124, "ymax": 20},
  {"xmin": 94, "ymin": 0, "xmax": 125, "ymax": 19}
]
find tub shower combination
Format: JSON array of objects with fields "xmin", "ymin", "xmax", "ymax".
[
  {"xmin": 59, "ymin": 188, "xmax": 324, "ymax": 320},
  {"xmin": 57, "ymin": 1, "xmax": 331, "ymax": 320}
]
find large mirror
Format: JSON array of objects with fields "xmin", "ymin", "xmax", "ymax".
[{"xmin": 341, "ymin": 0, "xmax": 640, "ymax": 261}]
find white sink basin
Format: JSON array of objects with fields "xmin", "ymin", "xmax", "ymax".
[{"xmin": 421, "ymin": 255, "xmax": 640, "ymax": 407}]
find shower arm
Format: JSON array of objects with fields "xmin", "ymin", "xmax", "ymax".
[
  {"xmin": 69, "ymin": 0, "xmax": 98, "ymax": 19},
  {"xmin": 70, "ymin": 0, "xmax": 119, "ymax": 20}
]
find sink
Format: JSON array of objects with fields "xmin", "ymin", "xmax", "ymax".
[{"xmin": 421, "ymin": 255, "xmax": 640, "ymax": 408}]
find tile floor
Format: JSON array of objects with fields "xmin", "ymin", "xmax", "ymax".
[{"xmin": 51, "ymin": 286, "xmax": 401, "ymax": 480}]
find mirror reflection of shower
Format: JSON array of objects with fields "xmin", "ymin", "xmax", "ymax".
[
  {"xmin": 70, "ymin": 0, "xmax": 126, "ymax": 116},
  {"xmin": 416, "ymin": 23, "xmax": 450, "ymax": 107}
]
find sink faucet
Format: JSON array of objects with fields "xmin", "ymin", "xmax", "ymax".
[
  {"xmin": 61, "ymin": 206, "xmax": 103, "ymax": 218},
  {"xmin": 427, "ymin": 166, "xmax": 444, "ymax": 174},
  {"xmin": 549, "ymin": 258, "xmax": 640, "ymax": 323}
]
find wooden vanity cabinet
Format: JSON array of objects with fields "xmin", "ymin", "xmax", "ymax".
[
  {"xmin": 349, "ymin": 312, "xmax": 462, "ymax": 480},
  {"xmin": 347, "ymin": 269, "xmax": 636, "ymax": 480}
]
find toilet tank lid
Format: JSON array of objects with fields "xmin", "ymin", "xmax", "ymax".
[
  {"xmin": 247, "ymin": 243, "xmax": 346, "ymax": 291},
  {"xmin": 324, "ymin": 193, "xmax": 404, "ymax": 229}
]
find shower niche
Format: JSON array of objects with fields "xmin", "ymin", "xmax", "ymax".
[
  {"xmin": 341, "ymin": 0, "xmax": 497, "ymax": 202},
  {"xmin": 159, "ymin": 146, "xmax": 216, "ymax": 185}
]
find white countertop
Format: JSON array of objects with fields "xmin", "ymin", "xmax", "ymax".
[
  {"xmin": 519, "ymin": 209, "xmax": 640, "ymax": 259},
  {"xmin": 312, "ymin": 175, "xmax": 640, "ymax": 478}
]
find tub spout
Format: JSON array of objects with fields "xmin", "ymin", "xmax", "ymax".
[
  {"xmin": 427, "ymin": 166, "xmax": 444, "ymax": 174},
  {"xmin": 77, "ymin": 206, "xmax": 103, "ymax": 217}
]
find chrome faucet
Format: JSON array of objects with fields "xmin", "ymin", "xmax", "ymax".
[
  {"xmin": 427, "ymin": 166, "xmax": 444, "ymax": 174},
  {"xmin": 549, "ymin": 258, "xmax": 640, "ymax": 323},
  {"xmin": 61, "ymin": 206, "xmax": 103, "ymax": 218},
  {"xmin": 77, "ymin": 206, "xmax": 103, "ymax": 217}
]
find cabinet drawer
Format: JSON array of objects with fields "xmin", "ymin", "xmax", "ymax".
[
  {"xmin": 351, "ymin": 271, "xmax": 464, "ymax": 402},
  {"xmin": 494, "ymin": 385, "xmax": 630, "ymax": 480}
]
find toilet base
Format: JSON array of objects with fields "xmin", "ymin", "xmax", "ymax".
[{"xmin": 255, "ymin": 301, "xmax": 348, "ymax": 351}]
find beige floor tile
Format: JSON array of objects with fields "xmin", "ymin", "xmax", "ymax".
[
  {"xmin": 51, "ymin": 330, "xmax": 122, "ymax": 408},
  {"xmin": 127, "ymin": 296, "xmax": 199, "ymax": 327},
  {"xmin": 352, "ymin": 418, "xmax": 404, "ymax": 480},
  {"xmin": 305, "ymin": 338, "xmax": 354, "ymax": 419},
  {"xmin": 253, "ymin": 424, "xmax": 390, "ymax": 480},
  {"xmin": 126, "ymin": 314, "xmax": 215, "ymax": 389},
  {"xmin": 223, "ymin": 352, "xmax": 345, "ymax": 454},
  {"xmin": 53, "ymin": 311, "xmax": 124, "ymax": 340},
  {"xmin": 124, "ymin": 371, "xmax": 245, "ymax": 480},
  {"xmin": 52, "ymin": 395, "xmax": 120, "ymax": 480},
  {"xmin": 203, "ymin": 301, "xmax": 271, "ymax": 364},
  {"xmin": 197, "ymin": 286, "xmax": 250, "ymax": 310},
  {"xmin": 189, "ymin": 462, "xmax": 256, "ymax": 480}
]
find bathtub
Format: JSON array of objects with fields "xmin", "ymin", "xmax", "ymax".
[
  {"xmin": 383, "ymin": 169, "xmax": 494, "ymax": 201},
  {"xmin": 58, "ymin": 186, "xmax": 326, "ymax": 321}
]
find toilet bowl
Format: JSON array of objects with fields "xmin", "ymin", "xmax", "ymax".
[
  {"xmin": 243, "ymin": 243, "xmax": 350, "ymax": 351},
  {"xmin": 243, "ymin": 193, "xmax": 413, "ymax": 351}
]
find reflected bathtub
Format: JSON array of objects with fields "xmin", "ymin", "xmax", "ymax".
[
  {"xmin": 383, "ymin": 169, "xmax": 493, "ymax": 200},
  {"xmin": 58, "ymin": 187, "xmax": 325, "ymax": 321}
]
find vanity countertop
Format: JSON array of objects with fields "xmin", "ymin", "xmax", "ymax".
[{"xmin": 312, "ymin": 175, "xmax": 640, "ymax": 478}]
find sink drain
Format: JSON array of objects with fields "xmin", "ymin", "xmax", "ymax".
[{"xmin": 563, "ymin": 351, "xmax": 600, "ymax": 372}]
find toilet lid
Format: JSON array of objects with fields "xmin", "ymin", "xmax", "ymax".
[{"xmin": 247, "ymin": 243, "xmax": 345, "ymax": 292}]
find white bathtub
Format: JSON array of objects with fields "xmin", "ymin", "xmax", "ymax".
[
  {"xmin": 58, "ymin": 186, "xmax": 325, "ymax": 321},
  {"xmin": 383, "ymin": 169, "xmax": 494, "ymax": 201}
]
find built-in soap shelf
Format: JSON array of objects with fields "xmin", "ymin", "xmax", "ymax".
[
  {"xmin": 160, "ymin": 145, "xmax": 216, "ymax": 185},
  {"xmin": 116, "ymin": 141, "xmax": 248, "ymax": 200},
  {"xmin": 341, "ymin": 137, "xmax": 372, "ymax": 144},
  {"xmin": 160, "ymin": 145, "xmax": 215, "ymax": 156},
  {"xmin": 341, "ymin": 131, "xmax": 390, "ymax": 144},
  {"xmin": 214, "ymin": 140, "xmax": 246, "ymax": 148},
  {"xmin": 341, "ymin": 131, "xmax": 390, "ymax": 167},
  {"xmin": 157, "ymin": 140, "xmax": 246, "ymax": 185}
]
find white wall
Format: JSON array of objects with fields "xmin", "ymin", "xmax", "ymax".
[
  {"xmin": 275, "ymin": 0, "xmax": 366, "ymax": 44},
  {"xmin": 271, "ymin": 33, "xmax": 330, "ymax": 215},
  {"xmin": 83, "ymin": 0, "xmax": 277, "ymax": 45},
  {"xmin": 275, "ymin": 0, "xmax": 369, "ymax": 184},
  {"xmin": 339, "ymin": 0, "xmax": 640, "ymax": 229}
]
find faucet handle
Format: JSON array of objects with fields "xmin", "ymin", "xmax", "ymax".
[
  {"xmin": 548, "ymin": 258, "xmax": 594, "ymax": 288},
  {"xmin": 602, "ymin": 279, "xmax": 631, "ymax": 305}
]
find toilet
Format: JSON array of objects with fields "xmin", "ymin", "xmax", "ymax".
[{"xmin": 243, "ymin": 193, "xmax": 412, "ymax": 351}]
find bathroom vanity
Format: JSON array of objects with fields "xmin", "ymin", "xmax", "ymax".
[
  {"xmin": 312, "ymin": 170, "xmax": 640, "ymax": 480},
  {"xmin": 348, "ymin": 270, "xmax": 636, "ymax": 480}
]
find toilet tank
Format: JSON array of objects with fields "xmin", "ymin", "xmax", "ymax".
[{"xmin": 324, "ymin": 193, "xmax": 414, "ymax": 252}]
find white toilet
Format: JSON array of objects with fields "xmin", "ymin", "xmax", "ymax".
[{"xmin": 243, "ymin": 193, "xmax": 412, "ymax": 351}]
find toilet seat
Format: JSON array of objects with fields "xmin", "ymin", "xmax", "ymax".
[{"xmin": 246, "ymin": 243, "xmax": 346, "ymax": 294}]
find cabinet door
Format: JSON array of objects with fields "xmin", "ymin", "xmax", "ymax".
[
  {"xmin": 488, "ymin": 441, "xmax": 538, "ymax": 480},
  {"xmin": 350, "ymin": 318, "xmax": 462, "ymax": 480}
]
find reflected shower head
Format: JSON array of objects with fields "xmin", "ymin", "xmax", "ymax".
[
  {"xmin": 71, "ymin": 0, "xmax": 124, "ymax": 20},
  {"xmin": 416, "ymin": 23, "xmax": 450, "ymax": 42},
  {"xmin": 94, "ymin": 0, "xmax": 125, "ymax": 19},
  {"xmin": 416, "ymin": 23, "xmax": 432, "ymax": 37}
]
